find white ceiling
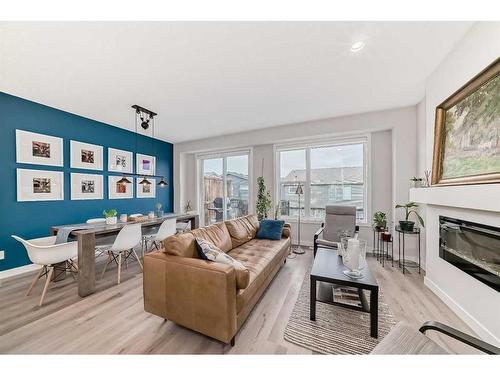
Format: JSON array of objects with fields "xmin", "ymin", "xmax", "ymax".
[{"xmin": 0, "ymin": 22, "xmax": 473, "ymax": 143}]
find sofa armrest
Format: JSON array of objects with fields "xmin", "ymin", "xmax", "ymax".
[{"xmin": 143, "ymin": 252, "xmax": 237, "ymax": 343}]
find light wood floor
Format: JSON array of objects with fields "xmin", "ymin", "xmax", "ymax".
[{"xmin": 0, "ymin": 249, "xmax": 479, "ymax": 354}]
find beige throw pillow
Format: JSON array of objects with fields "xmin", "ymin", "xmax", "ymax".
[{"xmin": 195, "ymin": 238, "xmax": 250, "ymax": 290}]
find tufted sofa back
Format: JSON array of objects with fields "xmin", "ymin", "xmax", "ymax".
[{"xmin": 163, "ymin": 215, "xmax": 260, "ymax": 258}]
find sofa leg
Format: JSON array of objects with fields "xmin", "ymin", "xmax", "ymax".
[
  {"xmin": 230, "ymin": 337, "xmax": 235, "ymax": 346},
  {"xmin": 284, "ymin": 258, "xmax": 287, "ymax": 264}
]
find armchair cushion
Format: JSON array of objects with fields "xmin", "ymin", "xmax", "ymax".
[{"xmin": 256, "ymin": 219, "xmax": 285, "ymax": 240}]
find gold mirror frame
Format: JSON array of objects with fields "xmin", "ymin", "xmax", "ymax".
[{"xmin": 432, "ymin": 58, "xmax": 500, "ymax": 186}]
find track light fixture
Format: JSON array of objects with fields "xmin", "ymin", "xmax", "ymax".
[{"xmin": 116, "ymin": 105, "xmax": 167, "ymax": 188}]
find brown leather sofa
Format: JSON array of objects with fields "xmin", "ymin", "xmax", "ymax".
[{"xmin": 143, "ymin": 214, "xmax": 291, "ymax": 345}]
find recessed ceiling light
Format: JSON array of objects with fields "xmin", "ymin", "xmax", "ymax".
[{"xmin": 350, "ymin": 41, "xmax": 365, "ymax": 53}]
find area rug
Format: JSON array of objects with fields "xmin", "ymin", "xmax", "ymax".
[{"xmin": 284, "ymin": 268, "xmax": 397, "ymax": 354}]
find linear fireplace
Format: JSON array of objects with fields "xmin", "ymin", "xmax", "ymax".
[{"xmin": 439, "ymin": 216, "xmax": 500, "ymax": 292}]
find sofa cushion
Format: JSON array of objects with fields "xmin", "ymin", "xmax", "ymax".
[
  {"xmin": 163, "ymin": 232, "xmax": 198, "ymax": 258},
  {"xmin": 256, "ymin": 219, "xmax": 285, "ymax": 240},
  {"xmin": 229, "ymin": 237, "xmax": 290, "ymax": 312},
  {"xmin": 195, "ymin": 238, "xmax": 250, "ymax": 290},
  {"xmin": 225, "ymin": 214, "xmax": 260, "ymax": 248},
  {"xmin": 191, "ymin": 222, "xmax": 233, "ymax": 253}
]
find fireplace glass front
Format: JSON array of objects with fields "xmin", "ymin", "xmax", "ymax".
[{"xmin": 439, "ymin": 216, "xmax": 500, "ymax": 292}]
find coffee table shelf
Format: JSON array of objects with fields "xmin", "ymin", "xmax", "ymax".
[{"xmin": 310, "ymin": 248, "xmax": 379, "ymax": 338}]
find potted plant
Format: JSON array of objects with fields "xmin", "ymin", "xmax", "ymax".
[
  {"xmin": 103, "ymin": 208, "xmax": 118, "ymax": 225},
  {"xmin": 395, "ymin": 202, "xmax": 424, "ymax": 232},
  {"xmin": 184, "ymin": 200, "xmax": 193, "ymax": 213},
  {"xmin": 256, "ymin": 176, "xmax": 272, "ymax": 220},
  {"xmin": 155, "ymin": 202, "xmax": 163, "ymax": 217},
  {"xmin": 372, "ymin": 211, "xmax": 387, "ymax": 230}
]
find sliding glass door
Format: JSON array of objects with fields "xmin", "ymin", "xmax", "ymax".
[{"xmin": 200, "ymin": 151, "xmax": 251, "ymax": 226}]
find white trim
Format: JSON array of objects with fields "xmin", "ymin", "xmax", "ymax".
[
  {"xmin": 274, "ymin": 134, "xmax": 370, "ymax": 224},
  {"xmin": 424, "ymin": 276, "xmax": 500, "ymax": 346},
  {"xmin": 0, "ymin": 263, "xmax": 39, "ymax": 281}
]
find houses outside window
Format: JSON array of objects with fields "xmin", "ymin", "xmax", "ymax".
[
  {"xmin": 276, "ymin": 138, "xmax": 368, "ymax": 223},
  {"xmin": 198, "ymin": 151, "xmax": 252, "ymax": 226}
]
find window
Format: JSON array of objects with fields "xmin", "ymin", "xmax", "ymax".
[
  {"xmin": 277, "ymin": 139, "xmax": 367, "ymax": 223},
  {"xmin": 198, "ymin": 151, "xmax": 251, "ymax": 226}
]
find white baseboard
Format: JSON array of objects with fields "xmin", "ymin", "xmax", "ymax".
[
  {"xmin": 0, "ymin": 263, "xmax": 38, "ymax": 281},
  {"xmin": 424, "ymin": 276, "xmax": 500, "ymax": 347}
]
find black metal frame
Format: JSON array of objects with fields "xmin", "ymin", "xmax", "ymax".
[
  {"xmin": 310, "ymin": 272, "xmax": 379, "ymax": 338},
  {"xmin": 396, "ymin": 226, "xmax": 421, "ymax": 274},
  {"xmin": 313, "ymin": 223, "xmax": 360, "ymax": 257},
  {"xmin": 419, "ymin": 321, "xmax": 500, "ymax": 354}
]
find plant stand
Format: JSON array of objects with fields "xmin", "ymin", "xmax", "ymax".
[{"xmin": 395, "ymin": 225, "xmax": 421, "ymax": 274}]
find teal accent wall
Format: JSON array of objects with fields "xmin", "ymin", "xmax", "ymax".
[{"xmin": 0, "ymin": 92, "xmax": 174, "ymax": 271}]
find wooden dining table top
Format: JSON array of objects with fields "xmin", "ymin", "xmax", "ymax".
[{"xmin": 50, "ymin": 212, "xmax": 199, "ymax": 236}]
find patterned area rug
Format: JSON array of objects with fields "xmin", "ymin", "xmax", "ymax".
[{"xmin": 284, "ymin": 268, "xmax": 397, "ymax": 354}]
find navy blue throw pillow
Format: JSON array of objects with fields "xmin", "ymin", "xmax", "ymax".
[{"xmin": 256, "ymin": 219, "xmax": 285, "ymax": 240}]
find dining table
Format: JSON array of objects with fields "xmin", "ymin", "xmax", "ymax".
[{"xmin": 50, "ymin": 213, "xmax": 199, "ymax": 297}]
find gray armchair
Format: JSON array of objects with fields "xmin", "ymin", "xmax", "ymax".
[{"xmin": 314, "ymin": 205, "xmax": 359, "ymax": 257}]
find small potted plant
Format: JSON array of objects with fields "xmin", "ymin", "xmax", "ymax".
[
  {"xmin": 155, "ymin": 202, "xmax": 163, "ymax": 217},
  {"xmin": 103, "ymin": 208, "xmax": 118, "ymax": 225},
  {"xmin": 395, "ymin": 202, "xmax": 424, "ymax": 232},
  {"xmin": 184, "ymin": 200, "xmax": 193, "ymax": 213},
  {"xmin": 372, "ymin": 211, "xmax": 387, "ymax": 230}
]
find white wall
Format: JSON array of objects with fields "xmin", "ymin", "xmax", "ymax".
[
  {"xmin": 418, "ymin": 22, "xmax": 500, "ymax": 344},
  {"xmin": 175, "ymin": 106, "xmax": 419, "ymax": 259}
]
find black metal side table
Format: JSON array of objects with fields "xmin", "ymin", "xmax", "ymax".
[
  {"xmin": 395, "ymin": 225, "xmax": 421, "ymax": 274},
  {"xmin": 379, "ymin": 232, "xmax": 393, "ymax": 268},
  {"xmin": 372, "ymin": 227, "xmax": 384, "ymax": 258}
]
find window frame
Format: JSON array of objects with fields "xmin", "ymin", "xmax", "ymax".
[
  {"xmin": 196, "ymin": 148, "xmax": 253, "ymax": 227},
  {"xmin": 274, "ymin": 135, "xmax": 370, "ymax": 225}
]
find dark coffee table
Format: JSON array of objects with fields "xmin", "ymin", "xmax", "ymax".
[{"xmin": 310, "ymin": 248, "xmax": 379, "ymax": 338}]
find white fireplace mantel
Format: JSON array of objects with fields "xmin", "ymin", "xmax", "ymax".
[{"xmin": 409, "ymin": 185, "xmax": 500, "ymax": 212}]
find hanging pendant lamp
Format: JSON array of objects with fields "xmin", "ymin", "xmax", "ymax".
[
  {"xmin": 139, "ymin": 176, "xmax": 152, "ymax": 185},
  {"xmin": 117, "ymin": 176, "xmax": 132, "ymax": 185}
]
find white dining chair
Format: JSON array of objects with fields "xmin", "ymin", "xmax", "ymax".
[
  {"xmin": 98, "ymin": 224, "xmax": 143, "ymax": 284},
  {"xmin": 142, "ymin": 218, "xmax": 176, "ymax": 255},
  {"xmin": 86, "ymin": 218, "xmax": 110, "ymax": 257},
  {"xmin": 12, "ymin": 235, "xmax": 78, "ymax": 306},
  {"xmin": 176, "ymin": 220, "xmax": 191, "ymax": 234}
]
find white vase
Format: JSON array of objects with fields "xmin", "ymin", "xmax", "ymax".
[{"xmin": 106, "ymin": 216, "xmax": 117, "ymax": 225}]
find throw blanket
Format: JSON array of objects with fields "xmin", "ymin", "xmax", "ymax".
[{"xmin": 55, "ymin": 223, "xmax": 105, "ymax": 244}]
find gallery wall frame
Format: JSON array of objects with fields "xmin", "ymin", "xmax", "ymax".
[
  {"xmin": 136, "ymin": 178, "xmax": 156, "ymax": 198},
  {"xmin": 136, "ymin": 153, "xmax": 156, "ymax": 176},
  {"xmin": 108, "ymin": 175, "xmax": 134, "ymax": 199},
  {"xmin": 16, "ymin": 129, "xmax": 63, "ymax": 167},
  {"xmin": 108, "ymin": 147, "xmax": 133, "ymax": 174},
  {"xmin": 70, "ymin": 140, "xmax": 103, "ymax": 171},
  {"xmin": 71, "ymin": 173, "xmax": 104, "ymax": 200},
  {"xmin": 17, "ymin": 168, "xmax": 64, "ymax": 202},
  {"xmin": 432, "ymin": 58, "xmax": 500, "ymax": 186}
]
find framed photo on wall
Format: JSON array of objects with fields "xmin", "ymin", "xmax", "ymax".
[
  {"xmin": 16, "ymin": 168, "xmax": 64, "ymax": 202},
  {"xmin": 16, "ymin": 130, "xmax": 63, "ymax": 167},
  {"xmin": 70, "ymin": 140, "xmax": 103, "ymax": 170},
  {"xmin": 136, "ymin": 178, "xmax": 156, "ymax": 198},
  {"xmin": 136, "ymin": 153, "xmax": 156, "ymax": 176},
  {"xmin": 108, "ymin": 175, "xmax": 134, "ymax": 199},
  {"xmin": 108, "ymin": 148, "xmax": 133, "ymax": 174},
  {"xmin": 432, "ymin": 58, "xmax": 500, "ymax": 186},
  {"xmin": 71, "ymin": 173, "xmax": 103, "ymax": 200}
]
